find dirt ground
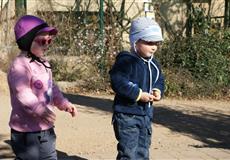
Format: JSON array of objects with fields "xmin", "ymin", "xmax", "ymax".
[{"xmin": 0, "ymin": 70, "xmax": 230, "ymax": 160}]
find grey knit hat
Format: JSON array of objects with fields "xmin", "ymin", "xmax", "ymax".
[{"xmin": 129, "ymin": 17, "xmax": 163, "ymax": 48}]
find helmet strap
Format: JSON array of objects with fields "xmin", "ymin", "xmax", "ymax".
[{"xmin": 27, "ymin": 52, "xmax": 51, "ymax": 69}]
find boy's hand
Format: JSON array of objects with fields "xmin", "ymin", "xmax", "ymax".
[
  {"xmin": 140, "ymin": 92, "xmax": 154, "ymax": 102},
  {"xmin": 151, "ymin": 90, "xmax": 161, "ymax": 101},
  {"xmin": 65, "ymin": 103, "xmax": 77, "ymax": 117}
]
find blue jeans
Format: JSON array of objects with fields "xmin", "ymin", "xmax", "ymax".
[
  {"xmin": 11, "ymin": 128, "xmax": 57, "ymax": 160},
  {"xmin": 113, "ymin": 113, "xmax": 152, "ymax": 160}
]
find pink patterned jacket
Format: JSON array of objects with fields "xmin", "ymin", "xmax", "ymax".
[{"xmin": 7, "ymin": 52, "xmax": 71, "ymax": 132}]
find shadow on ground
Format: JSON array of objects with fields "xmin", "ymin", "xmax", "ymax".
[
  {"xmin": 154, "ymin": 105, "xmax": 230, "ymax": 149},
  {"xmin": 65, "ymin": 93, "xmax": 230, "ymax": 149},
  {"xmin": 57, "ymin": 150, "xmax": 88, "ymax": 160},
  {"xmin": 0, "ymin": 137, "xmax": 14, "ymax": 159},
  {"xmin": 64, "ymin": 93, "xmax": 112, "ymax": 113}
]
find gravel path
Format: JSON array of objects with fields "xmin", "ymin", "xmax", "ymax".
[{"xmin": 0, "ymin": 70, "xmax": 230, "ymax": 159}]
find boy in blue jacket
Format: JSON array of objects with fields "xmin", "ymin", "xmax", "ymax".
[{"xmin": 109, "ymin": 17, "xmax": 165, "ymax": 160}]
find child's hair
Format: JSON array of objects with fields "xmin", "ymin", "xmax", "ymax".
[
  {"xmin": 14, "ymin": 15, "xmax": 57, "ymax": 51},
  {"xmin": 129, "ymin": 17, "xmax": 163, "ymax": 50}
]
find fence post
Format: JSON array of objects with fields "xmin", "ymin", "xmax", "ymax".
[
  {"xmin": 99, "ymin": 0, "xmax": 105, "ymax": 74},
  {"xmin": 99, "ymin": 0, "xmax": 104, "ymax": 52},
  {"xmin": 15, "ymin": 0, "xmax": 26, "ymax": 17}
]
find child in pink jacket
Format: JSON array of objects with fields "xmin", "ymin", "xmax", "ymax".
[{"xmin": 7, "ymin": 15, "xmax": 77, "ymax": 160}]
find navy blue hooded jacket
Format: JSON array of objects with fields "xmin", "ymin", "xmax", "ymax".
[{"xmin": 109, "ymin": 51, "xmax": 164, "ymax": 118}]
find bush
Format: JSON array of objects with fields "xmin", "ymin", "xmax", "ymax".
[
  {"xmin": 49, "ymin": 55, "xmax": 108, "ymax": 92},
  {"xmin": 158, "ymin": 29, "xmax": 230, "ymax": 98}
]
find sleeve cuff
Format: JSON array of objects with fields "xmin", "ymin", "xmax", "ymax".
[
  {"xmin": 152, "ymin": 88, "xmax": 161, "ymax": 95},
  {"xmin": 136, "ymin": 89, "xmax": 142, "ymax": 101},
  {"xmin": 56, "ymin": 98, "xmax": 70, "ymax": 111}
]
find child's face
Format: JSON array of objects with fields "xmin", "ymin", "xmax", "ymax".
[
  {"xmin": 136, "ymin": 40, "xmax": 160, "ymax": 58},
  {"xmin": 30, "ymin": 32, "xmax": 53, "ymax": 57}
]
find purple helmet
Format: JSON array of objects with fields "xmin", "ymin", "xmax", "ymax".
[{"xmin": 14, "ymin": 15, "xmax": 58, "ymax": 51}]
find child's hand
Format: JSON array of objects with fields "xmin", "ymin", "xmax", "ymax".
[
  {"xmin": 151, "ymin": 90, "xmax": 161, "ymax": 101},
  {"xmin": 140, "ymin": 92, "xmax": 154, "ymax": 102},
  {"xmin": 41, "ymin": 106, "xmax": 56, "ymax": 124},
  {"xmin": 65, "ymin": 103, "xmax": 77, "ymax": 117}
]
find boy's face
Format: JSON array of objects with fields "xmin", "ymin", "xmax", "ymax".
[{"xmin": 136, "ymin": 40, "xmax": 160, "ymax": 58}]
